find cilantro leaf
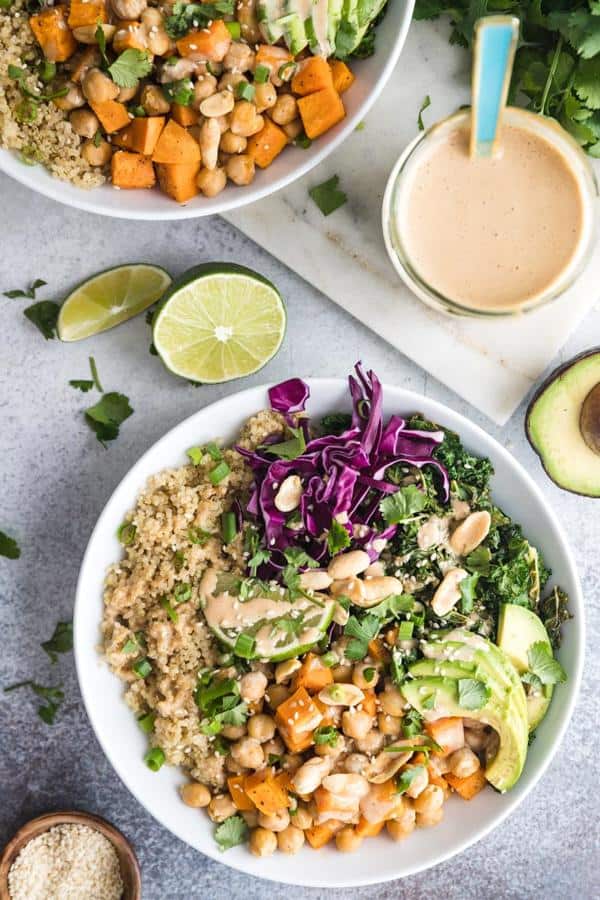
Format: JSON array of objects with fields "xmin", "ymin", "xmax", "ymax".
[
  {"xmin": 41, "ymin": 620, "xmax": 73, "ymax": 663},
  {"xmin": 344, "ymin": 614, "xmax": 380, "ymax": 660},
  {"xmin": 4, "ymin": 278, "xmax": 46, "ymax": 299},
  {"xmin": 527, "ymin": 641, "xmax": 567, "ymax": 686},
  {"xmin": 465, "ymin": 546, "xmax": 491, "ymax": 575},
  {"xmin": 574, "ymin": 56, "xmax": 600, "ymax": 109},
  {"xmin": 24, "ymin": 300, "xmax": 60, "ymax": 339},
  {"xmin": 108, "ymin": 49, "xmax": 153, "ymax": 88},
  {"xmin": 314, "ymin": 726, "xmax": 339, "ymax": 746},
  {"xmin": 401, "ymin": 708, "xmax": 423, "ymax": 737},
  {"xmin": 327, "ymin": 518, "xmax": 351, "ymax": 555},
  {"xmin": 214, "ymin": 814, "xmax": 248, "ymax": 851},
  {"xmin": 261, "ymin": 426, "xmax": 306, "ymax": 460},
  {"xmin": 417, "ymin": 94, "xmax": 431, "ymax": 130},
  {"xmin": 4, "ymin": 680, "xmax": 64, "ymax": 724},
  {"xmin": 457, "ymin": 678, "xmax": 490, "ymax": 710},
  {"xmin": 85, "ymin": 392, "xmax": 133, "ymax": 446},
  {"xmin": 380, "ymin": 485, "xmax": 427, "ymax": 525},
  {"xmin": 396, "ymin": 764, "xmax": 426, "ymax": 794},
  {"xmin": 95, "ymin": 23, "xmax": 110, "ymax": 67},
  {"xmin": 0, "ymin": 529, "xmax": 20, "ymax": 559},
  {"xmin": 162, "ymin": 78, "xmax": 194, "ymax": 106},
  {"xmin": 320, "ymin": 412, "xmax": 352, "ymax": 435},
  {"xmin": 458, "ymin": 572, "xmax": 479, "ymax": 614},
  {"xmin": 69, "ymin": 380, "xmax": 94, "ymax": 392},
  {"xmin": 309, "ymin": 175, "xmax": 347, "ymax": 216}
]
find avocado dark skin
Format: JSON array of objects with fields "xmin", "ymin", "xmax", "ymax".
[{"xmin": 580, "ymin": 383, "xmax": 600, "ymax": 456}]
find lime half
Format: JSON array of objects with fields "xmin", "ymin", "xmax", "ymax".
[
  {"xmin": 152, "ymin": 263, "xmax": 286, "ymax": 384},
  {"xmin": 58, "ymin": 264, "xmax": 172, "ymax": 342}
]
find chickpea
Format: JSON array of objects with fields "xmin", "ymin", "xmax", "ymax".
[
  {"xmin": 53, "ymin": 81, "xmax": 85, "ymax": 112},
  {"xmin": 335, "ymin": 826, "xmax": 363, "ymax": 853},
  {"xmin": 281, "ymin": 752, "xmax": 304, "ymax": 774},
  {"xmin": 274, "ymin": 823, "xmax": 304, "ymax": 854},
  {"xmin": 226, "ymin": 153, "xmax": 255, "ymax": 186},
  {"xmin": 249, "ymin": 827, "xmax": 277, "ymax": 857},
  {"xmin": 254, "ymin": 81, "xmax": 277, "ymax": 113},
  {"xmin": 343, "ymin": 752, "xmax": 369, "ymax": 775},
  {"xmin": 290, "ymin": 806, "xmax": 312, "ymax": 830},
  {"xmin": 225, "ymin": 755, "xmax": 245, "ymax": 775},
  {"xmin": 220, "ymin": 724, "xmax": 246, "ymax": 741},
  {"xmin": 387, "ymin": 806, "xmax": 416, "ymax": 841},
  {"xmin": 331, "ymin": 663, "xmax": 353, "ymax": 684},
  {"xmin": 354, "ymin": 729, "xmax": 385, "ymax": 755},
  {"xmin": 413, "ymin": 784, "xmax": 444, "ymax": 815},
  {"xmin": 207, "ymin": 794, "xmax": 236, "ymax": 823},
  {"xmin": 239, "ymin": 671, "xmax": 268, "ymax": 702},
  {"xmin": 258, "ymin": 809, "xmax": 290, "ymax": 832},
  {"xmin": 281, "ymin": 117, "xmax": 301, "ymax": 141},
  {"xmin": 262, "ymin": 736, "xmax": 285, "ymax": 758},
  {"xmin": 111, "ymin": 0, "xmax": 147, "ymax": 19},
  {"xmin": 247, "ymin": 713, "xmax": 276, "ymax": 742},
  {"xmin": 197, "ymin": 166, "xmax": 227, "ymax": 197},
  {"xmin": 379, "ymin": 686, "xmax": 405, "ymax": 717},
  {"xmin": 219, "ymin": 72, "xmax": 247, "ymax": 92},
  {"xmin": 448, "ymin": 747, "xmax": 480, "ymax": 778},
  {"xmin": 81, "ymin": 138, "xmax": 112, "ymax": 166},
  {"xmin": 241, "ymin": 809, "xmax": 259, "ymax": 828},
  {"xmin": 237, "ymin": 0, "xmax": 261, "ymax": 43},
  {"xmin": 117, "ymin": 84, "xmax": 137, "ymax": 103},
  {"xmin": 341, "ymin": 709, "xmax": 372, "ymax": 741},
  {"xmin": 140, "ymin": 84, "xmax": 170, "ymax": 115},
  {"xmin": 220, "ymin": 130, "xmax": 247, "ymax": 154},
  {"xmin": 68, "ymin": 46, "xmax": 101, "ymax": 84},
  {"xmin": 69, "ymin": 108, "xmax": 100, "ymax": 139},
  {"xmin": 147, "ymin": 27, "xmax": 171, "ymax": 56},
  {"xmin": 416, "ymin": 805, "xmax": 444, "ymax": 828},
  {"xmin": 72, "ymin": 23, "xmax": 116, "ymax": 44},
  {"xmin": 181, "ymin": 781, "xmax": 211, "ymax": 808},
  {"xmin": 315, "ymin": 734, "xmax": 347, "ymax": 759},
  {"xmin": 265, "ymin": 683, "xmax": 291, "ymax": 708},
  {"xmin": 270, "ymin": 94, "xmax": 297, "ymax": 126},
  {"xmin": 229, "ymin": 100, "xmax": 263, "ymax": 137},
  {"xmin": 352, "ymin": 662, "xmax": 379, "ymax": 691},
  {"xmin": 141, "ymin": 6, "xmax": 163, "ymax": 26},
  {"xmin": 193, "ymin": 74, "xmax": 218, "ymax": 106},
  {"xmin": 231, "ymin": 736, "xmax": 264, "ymax": 769},
  {"xmin": 223, "ymin": 41, "xmax": 255, "ymax": 73},
  {"xmin": 405, "ymin": 765, "xmax": 429, "ymax": 799},
  {"xmin": 82, "ymin": 68, "xmax": 119, "ymax": 104},
  {"xmin": 377, "ymin": 713, "xmax": 402, "ymax": 736}
]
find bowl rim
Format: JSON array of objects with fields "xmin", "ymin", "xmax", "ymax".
[
  {"xmin": 0, "ymin": 810, "xmax": 141, "ymax": 900},
  {"xmin": 0, "ymin": 1, "xmax": 415, "ymax": 221},
  {"xmin": 73, "ymin": 377, "xmax": 585, "ymax": 886}
]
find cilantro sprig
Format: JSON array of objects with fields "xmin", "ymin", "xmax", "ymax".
[
  {"xmin": 4, "ymin": 680, "xmax": 64, "ymax": 724},
  {"xmin": 41, "ymin": 621, "xmax": 73, "ymax": 663},
  {"xmin": 309, "ymin": 175, "xmax": 348, "ymax": 217},
  {"xmin": 0, "ymin": 529, "xmax": 20, "ymax": 559},
  {"xmin": 108, "ymin": 50, "xmax": 153, "ymax": 88},
  {"xmin": 214, "ymin": 814, "xmax": 248, "ymax": 851}
]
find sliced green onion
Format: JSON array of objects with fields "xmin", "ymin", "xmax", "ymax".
[
  {"xmin": 187, "ymin": 446, "xmax": 203, "ymax": 464},
  {"xmin": 234, "ymin": 632, "xmax": 255, "ymax": 659},
  {"xmin": 210, "ymin": 461, "xmax": 231, "ymax": 485},
  {"xmin": 320, "ymin": 651, "xmax": 338, "ymax": 668},
  {"xmin": 188, "ymin": 526, "xmax": 212, "ymax": 545},
  {"xmin": 173, "ymin": 550, "xmax": 185, "ymax": 570},
  {"xmin": 278, "ymin": 61, "xmax": 296, "ymax": 81},
  {"xmin": 129, "ymin": 104, "xmax": 146, "ymax": 117},
  {"xmin": 133, "ymin": 657, "xmax": 152, "ymax": 679},
  {"xmin": 294, "ymin": 133, "xmax": 312, "ymax": 149},
  {"xmin": 173, "ymin": 583, "xmax": 192, "ymax": 604},
  {"xmin": 221, "ymin": 511, "xmax": 237, "ymax": 544},
  {"xmin": 204, "ymin": 442, "xmax": 222, "ymax": 461},
  {"xmin": 236, "ymin": 81, "xmax": 255, "ymax": 101},
  {"xmin": 200, "ymin": 718, "xmax": 222, "ymax": 735},
  {"xmin": 122, "ymin": 639, "xmax": 137, "ymax": 654},
  {"xmin": 117, "ymin": 522, "xmax": 137, "ymax": 546},
  {"xmin": 314, "ymin": 725, "xmax": 339, "ymax": 746},
  {"xmin": 363, "ymin": 666, "xmax": 376, "ymax": 683},
  {"xmin": 38, "ymin": 60, "xmax": 56, "ymax": 83},
  {"xmin": 160, "ymin": 596, "xmax": 178, "ymax": 623},
  {"xmin": 398, "ymin": 620, "xmax": 414, "ymax": 641},
  {"xmin": 267, "ymin": 753, "xmax": 282, "ymax": 765},
  {"xmin": 135, "ymin": 630, "xmax": 147, "ymax": 649},
  {"xmin": 137, "ymin": 712, "xmax": 155, "ymax": 733},
  {"xmin": 206, "ymin": 61, "xmax": 218, "ymax": 76},
  {"xmin": 225, "ymin": 20, "xmax": 241, "ymax": 38},
  {"xmin": 213, "ymin": 735, "xmax": 229, "ymax": 755},
  {"xmin": 254, "ymin": 64, "xmax": 270, "ymax": 84},
  {"xmin": 144, "ymin": 747, "xmax": 165, "ymax": 771}
]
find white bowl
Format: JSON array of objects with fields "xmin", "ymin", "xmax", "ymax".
[
  {"xmin": 74, "ymin": 379, "xmax": 584, "ymax": 886},
  {"xmin": 0, "ymin": 3, "xmax": 413, "ymax": 220}
]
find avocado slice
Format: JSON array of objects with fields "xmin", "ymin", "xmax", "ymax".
[
  {"xmin": 401, "ymin": 675, "xmax": 528, "ymax": 792},
  {"xmin": 497, "ymin": 604, "xmax": 554, "ymax": 731},
  {"xmin": 526, "ymin": 348, "xmax": 600, "ymax": 497}
]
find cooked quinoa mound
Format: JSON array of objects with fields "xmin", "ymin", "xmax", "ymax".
[
  {"xmin": 0, "ymin": 2, "xmax": 104, "ymax": 186},
  {"xmin": 102, "ymin": 410, "xmax": 284, "ymax": 789}
]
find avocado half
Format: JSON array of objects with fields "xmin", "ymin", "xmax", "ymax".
[{"xmin": 526, "ymin": 348, "xmax": 600, "ymax": 497}]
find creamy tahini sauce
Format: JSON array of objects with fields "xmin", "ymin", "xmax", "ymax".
[{"xmin": 397, "ymin": 120, "xmax": 586, "ymax": 311}]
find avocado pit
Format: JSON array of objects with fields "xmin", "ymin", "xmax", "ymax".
[{"xmin": 580, "ymin": 382, "xmax": 600, "ymax": 456}]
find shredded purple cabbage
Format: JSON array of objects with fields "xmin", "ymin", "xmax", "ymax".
[{"xmin": 237, "ymin": 362, "xmax": 450, "ymax": 577}]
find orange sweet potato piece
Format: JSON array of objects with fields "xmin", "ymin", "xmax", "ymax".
[
  {"xmin": 305, "ymin": 819, "xmax": 343, "ymax": 849},
  {"xmin": 151, "ymin": 119, "xmax": 201, "ymax": 164},
  {"xmin": 355, "ymin": 816, "xmax": 385, "ymax": 838},
  {"xmin": 292, "ymin": 57, "xmax": 334, "ymax": 96},
  {"xmin": 329, "ymin": 59, "xmax": 355, "ymax": 94},
  {"xmin": 425, "ymin": 717, "xmax": 465, "ymax": 755},
  {"xmin": 247, "ymin": 118, "xmax": 288, "ymax": 169},
  {"xmin": 275, "ymin": 686, "xmax": 324, "ymax": 752},
  {"xmin": 361, "ymin": 690, "xmax": 377, "ymax": 718},
  {"xmin": 67, "ymin": 0, "xmax": 107, "ymax": 28},
  {"xmin": 113, "ymin": 116, "xmax": 165, "ymax": 155},
  {"xmin": 445, "ymin": 768, "xmax": 487, "ymax": 800},
  {"xmin": 176, "ymin": 20, "xmax": 231, "ymax": 61},
  {"xmin": 156, "ymin": 161, "xmax": 200, "ymax": 202},
  {"xmin": 170, "ymin": 103, "xmax": 199, "ymax": 127},
  {"xmin": 243, "ymin": 771, "xmax": 290, "ymax": 815},
  {"xmin": 293, "ymin": 653, "xmax": 333, "ymax": 693},
  {"xmin": 228, "ymin": 775, "xmax": 255, "ymax": 811},
  {"xmin": 367, "ymin": 638, "xmax": 389, "ymax": 662},
  {"xmin": 29, "ymin": 6, "xmax": 77, "ymax": 62},
  {"xmin": 297, "ymin": 87, "xmax": 345, "ymax": 140},
  {"xmin": 90, "ymin": 99, "xmax": 131, "ymax": 133},
  {"xmin": 111, "ymin": 150, "xmax": 156, "ymax": 189},
  {"xmin": 113, "ymin": 21, "xmax": 148, "ymax": 53}
]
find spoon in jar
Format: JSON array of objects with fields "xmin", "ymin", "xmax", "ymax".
[{"xmin": 470, "ymin": 15, "xmax": 520, "ymax": 158}]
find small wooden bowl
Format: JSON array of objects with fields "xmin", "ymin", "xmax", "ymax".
[{"xmin": 0, "ymin": 811, "xmax": 141, "ymax": 900}]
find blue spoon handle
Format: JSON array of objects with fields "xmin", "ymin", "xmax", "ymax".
[{"xmin": 471, "ymin": 16, "xmax": 519, "ymax": 158}]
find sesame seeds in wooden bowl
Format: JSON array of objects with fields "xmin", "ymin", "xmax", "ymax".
[{"xmin": 0, "ymin": 811, "xmax": 141, "ymax": 900}]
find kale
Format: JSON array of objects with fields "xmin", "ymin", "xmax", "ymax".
[
  {"xmin": 539, "ymin": 587, "xmax": 572, "ymax": 649},
  {"xmin": 320, "ymin": 412, "xmax": 352, "ymax": 435}
]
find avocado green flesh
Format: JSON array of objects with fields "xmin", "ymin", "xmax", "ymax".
[
  {"xmin": 259, "ymin": 0, "xmax": 386, "ymax": 56},
  {"xmin": 497, "ymin": 604, "xmax": 554, "ymax": 731},
  {"xmin": 526, "ymin": 350, "xmax": 600, "ymax": 497}
]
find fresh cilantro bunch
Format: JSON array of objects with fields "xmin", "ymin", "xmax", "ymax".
[{"xmin": 415, "ymin": 0, "xmax": 600, "ymax": 154}]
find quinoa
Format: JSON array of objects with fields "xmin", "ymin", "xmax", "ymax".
[
  {"xmin": 0, "ymin": 2, "xmax": 104, "ymax": 187},
  {"xmin": 8, "ymin": 824, "xmax": 123, "ymax": 900},
  {"xmin": 102, "ymin": 410, "xmax": 285, "ymax": 789}
]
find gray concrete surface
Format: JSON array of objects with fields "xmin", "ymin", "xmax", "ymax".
[{"xmin": 0, "ymin": 174, "xmax": 599, "ymax": 899}]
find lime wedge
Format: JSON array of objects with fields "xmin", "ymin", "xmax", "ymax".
[
  {"xmin": 57, "ymin": 264, "xmax": 172, "ymax": 342},
  {"xmin": 152, "ymin": 263, "xmax": 286, "ymax": 384}
]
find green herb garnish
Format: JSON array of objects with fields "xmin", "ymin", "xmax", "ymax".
[
  {"xmin": 4, "ymin": 680, "xmax": 64, "ymax": 725},
  {"xmin": 233, "ymin": 632, "xmax": 256, "ymax": 659},
  {"xmin": 41, "ymin": 621, "xmax": 73, "ymax": 663},
  {"xmin": 4, "ymin": 278, "xmax": 46, "ymax": 299},
  {"xmin": 133, "ymin": 657, "xmax": 153, "ymax": 679},
  {"xmin": 173, "ymin": 583, "xmax": 192, "ymax": 604},
  {"xmin": 162, "ymin": 78, "xmax": 194, "ymax": 106},
  {"xmin": 188, "ymin": 527, "xmax": 212, "ymax": 545},
  {"xmin": 137, "ymin": 712, "xmax": 155, "ymax": 733},
  {"xmin": 395, "ymin": 764, "xmax": 426, "ymax": 794},
  {"xmin": 108, "ymin": 49, "xmax": 153, "ymax": 88},
  {"xmin": 0, "ymin": 530, "xmax": 20, "ymax": 559},
  {"xmin": 309, "ymin": 175, "xmax": 347, "ymax": 217},
  {"xmin": 254, "ymin": 64, "xmax": 270, "ymax": 84},
  {"xmin": 160, "ymin": 596, "xmax": 179, "ymax": 623},
  {"xmin": 144, "ymin": 747, "xmax": 165, "ymax": 771},
  {"xmin": 221, "ymin": 511, "xmax": 237, "ymax": 544},
  {"xmin": 214, "ymin": 814, "xmax": 248, "ymax": 851},
  {"xmin": 380, "ymin": 485, "xmax": 427, "ymax": 525},
  {"xmin": 85, "ymin": 392, "xmax": 133, "ymax": 446},
  {"xmin": 314, "ymin": 725, "xmax": 339, "ymax": 746},
  {"xmin": 327, "ymin": 519, "xmax": 351, "ymax": 555},
  {"xmin": 24, "ymin": 301, "xmax": 60, "ymax": 339},
  {"xmin": 417, "ymin": 94, "xmax": 431, "ymax": 131},
  {"xmin": 117, "ymin": 522, "xmax": 137, "ymax": 546},
  {"xmin": 527, "ymin": 641, "xmax": 567, "ymax": 686},
  {"xmin": 457, "ymin": 678, "xmax": 491, "ymax": 710},
  {"xmin": 210, "ymin": 461, "xmax": 231, "ymax": 485},
  {"xmin": 344, "ymin": 614, "xmax": 380, "ymax": 660},
  {"xmin": 236, "ymin": 80, "xmax": 255, "ymax": 101}
]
